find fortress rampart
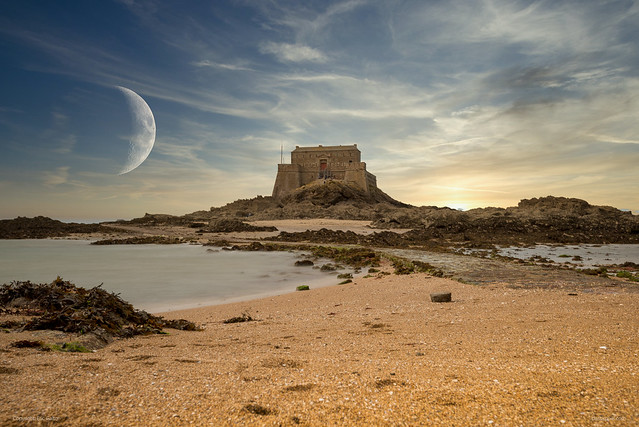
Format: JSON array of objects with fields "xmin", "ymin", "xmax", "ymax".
[{"xmin": 272, "ymin": 144, "xmax": 377, "ymax": 199}]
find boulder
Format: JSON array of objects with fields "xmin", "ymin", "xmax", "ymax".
[{"xmin": 430, "ymin": 292, "xmax": 452, "ymax": 303}]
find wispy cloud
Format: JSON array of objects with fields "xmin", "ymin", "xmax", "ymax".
[
  {"xmin": 259, "ymin": 42, "xmax": 327, "ymax": 63},
  {"xmin": 257, "ymin": 0, "xmax": 367, "ymax": 41},
  {"xmin": 45, "ymin": 111, "xmax": 77, "ymax": 154},
  {"xmin": 191, "ymin": 60, "xmax": 254, "ymax": 72},
  {"xmin": 54, "ymin": 135, "xmax": 77, "ymax": 154},
  {"xmin": 43, "ymin": 166, "xmax": 70, "ymax": 186}
]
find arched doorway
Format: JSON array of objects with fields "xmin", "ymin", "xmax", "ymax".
[{"xmin": 319, "ymin": 159, "xmax": 328, "ymax": 179}]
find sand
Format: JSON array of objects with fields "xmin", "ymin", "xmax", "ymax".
[{"xmin": 1, "ymin": 259, "xmax": 638, "ymax": 426}]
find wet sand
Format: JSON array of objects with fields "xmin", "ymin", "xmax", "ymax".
[{"xmin": 1, "ymin": 260, "xmax": 638, "ymax": 425}]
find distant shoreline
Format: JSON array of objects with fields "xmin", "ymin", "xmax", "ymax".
[{"xmin": 3, "ymin": 194, "xmax": 639, "ymax": 246}]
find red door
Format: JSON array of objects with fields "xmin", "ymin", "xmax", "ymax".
[{"xmin": 319, "ymin": 159, "xmax": 327, "ymax": 178}]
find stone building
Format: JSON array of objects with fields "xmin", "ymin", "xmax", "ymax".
[{"xmin": 272, "ymin": 144, "xmax": 377, "ymax": 199}]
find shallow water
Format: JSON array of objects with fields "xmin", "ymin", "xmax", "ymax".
[
  {"xmin": 493, "ymin": 244, "xmax": 639, "ymax": 268},
  {"xmin": 0, "ymin": 240, "xmax": 348, "ymax": 312}
]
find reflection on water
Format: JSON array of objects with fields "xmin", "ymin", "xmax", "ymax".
[{"xmin": 0, "ymin": 240, "xmax": 348, "ymax": 312}]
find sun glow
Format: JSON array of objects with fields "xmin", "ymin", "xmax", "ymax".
[{"xmin": 441, "ymin": 201, "xmax": 472, "ymax": 211}]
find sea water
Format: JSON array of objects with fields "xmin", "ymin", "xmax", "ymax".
[
  {"xmin": 494, "ymin": 244, "xmax": 639, "ymax": 267},
  {"xmin": 0, "ymin": 240, "xmax": 345, "ymax": 313},
  {"xmin": 456, "ymin": 244, "xmax": 639, "ymax": 268}
]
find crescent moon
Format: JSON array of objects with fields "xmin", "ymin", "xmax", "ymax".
[{"xmin": 116, "ymin": 86, "xmax": 156, "ymax": 175}]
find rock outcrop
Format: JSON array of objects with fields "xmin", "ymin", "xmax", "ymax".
[
  {"xmin": 372, "ymin": 196, "xmax": 639, "ymax": 245},
  {"xmin": 206, "ymin": 219, "xmax": 277, "ymax": 233},
  {"xmin": 0, "ymin": 216, "xmax": 102, "ymax": 239},
  {"xmin": 6, "ymin": 184, "xmax": 636, "ymax": 246},
  {"xmin": 130, "ymin": 185, "xmax": 638, "ymax": 245}
]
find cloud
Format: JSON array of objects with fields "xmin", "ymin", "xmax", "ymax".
[
  {"xmin": 265, "ymin": 72, "xmax": 437, "ymax": 123},
  {"xmin": 43, "ymin": 166, "xmax": 70, "ymax": 186},
  {"xmin": 54, "ymin": 134, "xmax": 77, "ymax": 154},
  {"xmin": 191, "ymin": 60, "xmax": 254, "ymax": 72},
  {"xmin": 48, "ymin": 112, "xmax": 77, "ymax": 153},
  {"xmin": 587, "ymin": 134, "xmax": 639, "ymax": 145},
  {"xmin": 255, "ymin": 0, "xmax": 367, "ymax": 40},
  {"xmin": 2, "ymin": 0, "xmax": 639, "ymax": 217},
  {"xmin": 37, "ymin": 111, "xmax": 78, "ymax": 154},
  {"xmin": 259, "ymin": 42, "xmax": 327, "ymax": 63}
]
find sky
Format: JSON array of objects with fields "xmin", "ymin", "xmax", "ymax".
[{"xmin": 1, "ymin": 0, "xmax": 638, "ymax": 221}]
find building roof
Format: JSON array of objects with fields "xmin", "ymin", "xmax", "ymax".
[{"xmin": 292, "ymin": 144, "xmax": 359, "ymax": 152}]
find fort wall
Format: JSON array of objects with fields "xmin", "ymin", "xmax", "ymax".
[
  {"xmin": 272, "ymin": 164, "xmax": 302, "ymax": 200},
  {"xmin": 272, "ymin": 144, "xmax": 377, "ymax": 199}
]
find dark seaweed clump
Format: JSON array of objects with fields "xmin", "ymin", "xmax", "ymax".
[
  {"xmin": 223, "ymin": 313, "xmax": 254, "ymax": 324},
  {"xmin": 0, "ymin": 277, "xmax": 200, "ymax": 337}
]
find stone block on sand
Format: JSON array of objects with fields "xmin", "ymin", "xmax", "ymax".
[{"xmin": 430, "ymin": 292, "xmax": 452, "ymax": 302}]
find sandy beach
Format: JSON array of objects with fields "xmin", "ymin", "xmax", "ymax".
[{"xmin": 1, "ymin": 257, "xmax": 638, "ymax": 426}]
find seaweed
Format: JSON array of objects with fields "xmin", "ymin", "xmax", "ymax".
[
  {"xmin": 212, "ymin": 242, "xmax": 383, "ymax": 268},
  {"xmin": 243, "ymin": 404, "xmax": 275, "ymax": 416},
  {"xmin": 10, "ymin": 339, "xmax": 91, "ymax": 352},
  {"xmin": 51, "ymin": 342, "xmax": 92, "ymax": 353},
  {"xmin": 0, "ymin": 277, "xmax": 201, "ymax": 339},
  {"xmin": 223, "ymin": 313, "xmax": 254, "ymax": 324},
  {"xmin": 0, "ymin": 366, "xmax": 20, "ymax": 374},
  {"xmin": 309, "ymin": 246, "xmax": 381, "ymax": 268},
  {"xmin": 11, "ymin": 340, "xmax": 45, "ymax": 349},
  {"xmin": 283, "ymin": 384, "xmax": 315, "ymax": 392},
  {"xmin": 580, "ymin": 267, "xmax": 609, "ymax": 277},
  {"xmin": 385, "ymin": 255, "xmax": 444, "ymax": 276}
]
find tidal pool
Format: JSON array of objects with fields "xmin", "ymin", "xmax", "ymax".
[
  {"xmin": 0, "ymin": 239, "xmax": 349, "ymax": 312},
  {"xmin": 489, "ymin": 244, "xmax": 639, "ymax": 268}
]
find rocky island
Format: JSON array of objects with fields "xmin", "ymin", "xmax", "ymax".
[{"xmin": 3, "ymin": 144, "xmax": 638, "ymax": 246}]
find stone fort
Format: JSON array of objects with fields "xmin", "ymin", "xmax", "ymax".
[{"xmin": 272, "ymin": 144, "xmax": 377, "ymax": 199}]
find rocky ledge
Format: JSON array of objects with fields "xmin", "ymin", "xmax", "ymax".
[{"xmin": 0, "ymin": 216, "xmax": 103, "ymax": 239}]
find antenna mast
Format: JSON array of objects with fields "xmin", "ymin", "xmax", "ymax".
[{"xmin": 280, "ymin": 144, "xmax": 283, "ymax": 164}]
